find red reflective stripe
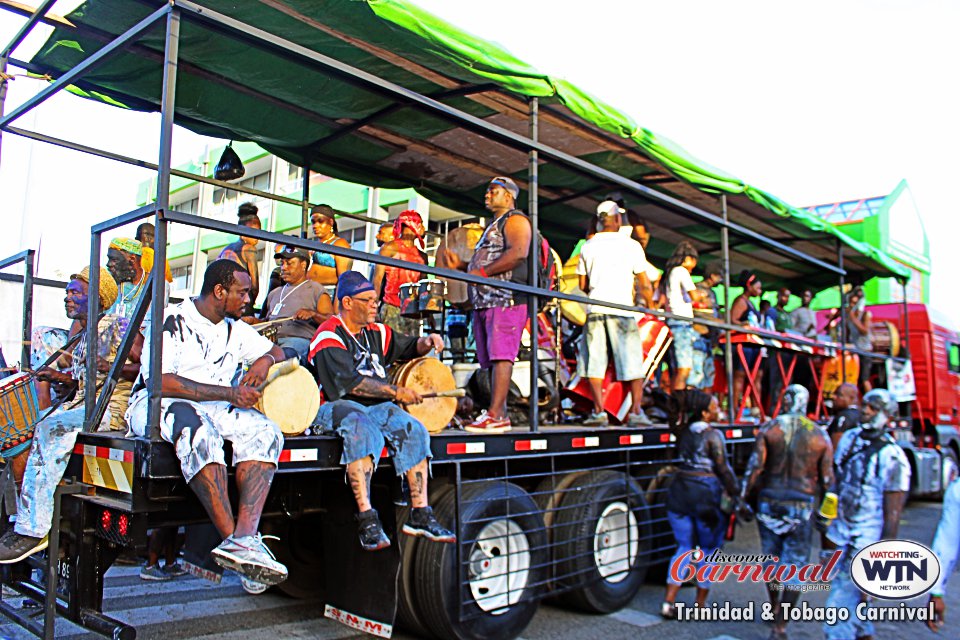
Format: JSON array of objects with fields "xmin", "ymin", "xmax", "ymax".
[
  {"xmin": 380, "ymin": 447, "xmax": 390, "ymax": 458},
  {"xmin": 659, "ymin": 433, "xmax": 671, "ymax": 443},
  {"xmin": 124, "ymin": 450, "xmax": 133, "ymax": 463},
  {"xmin": 73, "ymin": 444, "xmax": 83, "ymax": 455},
  {"xmin": 447, "ymin": 443, "xmax": 467, "ymax": 455},
  {"xmin": 278, "ymin": 450, "xmax": 291, "ymax": 463}
]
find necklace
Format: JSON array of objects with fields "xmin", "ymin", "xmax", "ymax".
[
  {"xmin": 121, "ymin": 273, "xmax": 146, "ymax": 303},
  {"xmin": 270, "ymin": 280, "xmax": 307, "ymax": 317}
]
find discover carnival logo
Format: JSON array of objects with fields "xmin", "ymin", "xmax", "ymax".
[{"xmin": 850, "ymin": 539, "xmax": 941, "ymax": 600}]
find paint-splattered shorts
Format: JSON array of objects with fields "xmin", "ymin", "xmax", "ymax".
[
  {"xmin": 126, "ymin": 392, "xmax": 283, "ymax": 483},
  {"xmin": 312, "ymin": 400, "xmax": 431, "ymax": 476}
]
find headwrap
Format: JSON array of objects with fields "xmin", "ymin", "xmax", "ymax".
[
  {"xmin": 782, "ymin": 384, "xmax": 810, "ymax": 415},
  {"xmin": 393, "ymin": 210, "xmax": 426, "ymax": 252},
  {"xmin": 140, "ymin": 246, "xmax": 174, "ymax": 283},
  {"xmin": 109, "ymin": 237, "xmax": 143, "ymax": 256},
  {"xmin": 336, "ymin": 270, "xmax": 374, "ymax": 302},
  {"xmin": 70, "ymin": 266, "xmax": 119, "ymax": 310}
]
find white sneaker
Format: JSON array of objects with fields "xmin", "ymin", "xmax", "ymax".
[
  {"xmin": 211, "ymin": 533, "xmax": 288, "ymax": 586},
  {"xmin": 240, "ymin": 576, "xmax": 269, "ymax": 595}
]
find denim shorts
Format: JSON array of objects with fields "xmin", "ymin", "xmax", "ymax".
[
  {"xmin": 756, "ymin": 492, "xmax": 815, "ymax": 585},
  {"xmin": 578, "ymin": 314, "xmax": 645, "ymax": 381},
  {"xmin": 667, "ymin": 320, "xmax": 697, "ymax": 369}
]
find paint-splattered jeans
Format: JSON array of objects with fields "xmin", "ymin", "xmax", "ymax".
[
  {"xmin": 15, "ymin": 406, "xmax": 86, "ymax": 539},
  {"xmin": 312, "ymin": 400, "xmax": 431, "ymax": 476},
  {"xmin": 824, "ymin": 543, "xmax": 875, "ymax": 640},
  {"xmin": 125, "ymin": 392, "xmax": 283, "ymax": 484}
]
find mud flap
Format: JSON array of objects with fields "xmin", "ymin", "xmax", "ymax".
[{"xmin": 322, "ymin": 484, "xmax": 400, "ymax": 638}]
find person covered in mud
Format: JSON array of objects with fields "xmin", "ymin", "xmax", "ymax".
[
  {"xmin": 0, "ymin": 267, "xmax": 142, "ymax": 563},
  {"xmin": 124, "ymin": 259, "xmax": 289, "ymax": 587},
  {"xmin": 740, "ymin": 384, "xmax": 833, "ymax": 640},
  {"xmin": 308, "ymin": 271, "xmax": 455, "ymax": 552}
]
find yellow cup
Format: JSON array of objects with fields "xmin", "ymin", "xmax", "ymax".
[{"xmin": 819, "ymin": 492, "xmax": 838, "ymax": 519}]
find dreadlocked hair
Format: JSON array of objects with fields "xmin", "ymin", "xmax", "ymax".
[
  {"xmin": 657, "ymin": 240, "xmax": 699, "ymax": 301},
  {"xmin": 666, "ymin": 388, "xmax": 714, "ymax": 434}
]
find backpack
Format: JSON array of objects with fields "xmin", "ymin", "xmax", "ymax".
[{"xmin": 495, "ymin": 210, "xmax": 558, "ymax": 292}]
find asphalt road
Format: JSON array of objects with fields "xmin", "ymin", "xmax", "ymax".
[{"xmin": 0, "ymin": 500, "xmax": 954, "ymax": 640}]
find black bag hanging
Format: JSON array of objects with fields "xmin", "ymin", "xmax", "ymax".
[{"xmin": 214, "ymin": 142, "xmax": 245, "ymax": 181}]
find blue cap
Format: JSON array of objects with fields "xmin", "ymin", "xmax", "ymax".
[{"xmin": 336, "ymin": 270, "xmax": 375, "ymax": 302}]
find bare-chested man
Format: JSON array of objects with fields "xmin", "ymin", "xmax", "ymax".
[
  {"xmin": 741, "ymin": 384, "xmax": 833, "ymax": 640},
  {"xmin": 827, "ymin": 382, "xmax": 860, "ymax": 449}
]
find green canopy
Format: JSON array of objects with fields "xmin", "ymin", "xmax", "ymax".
[{"xmin": 22, "ymin": 0, "xmax": 910, "ymax": 290}]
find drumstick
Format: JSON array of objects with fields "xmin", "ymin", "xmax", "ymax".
[
  {"xmin": 253, "ymin": 317, "xmax": 295, "ymax": 333},
  {"xmin": 255, "ymin": 358, "xmax": 300, "ymax": 391},
  {"xmin": 419, "ymin": 389, "xmax": 466, "ymax": 399}
]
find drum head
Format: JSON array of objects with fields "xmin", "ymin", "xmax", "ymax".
[
  {"xmin": 258, "ymin": 364, "xmax": 320, "ymax": 436},
  {"xmin": 391, "ymin": 357, "xmax": 456, "ymax": 433}
]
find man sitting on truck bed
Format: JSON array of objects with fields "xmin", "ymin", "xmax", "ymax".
[
  {"xmin": 309, "ymin": 271, "xmax": 456, "ymax": 551},
  {"xmin": 0, "ymin": 267, "xmax": 139, "ymax": 563},
  {"xmin": 125, "ymin": 259, "xmax": 289, "ymax": 586}
]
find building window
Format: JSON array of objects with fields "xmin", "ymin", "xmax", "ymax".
[
  {"xmin": 949, "ymin": 344, "xmax": 960, "ymax": 374},
  {"xmin": 171, "ymin": 265, "xmax": 192, "ymax": 291}
]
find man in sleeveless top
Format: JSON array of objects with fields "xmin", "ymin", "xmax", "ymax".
[
  {"xmin": 309, "ymin": 272, "xmax": 455, "ymax": 551},
  {"xmin": 372, "ymin": 210, "xmax": 426, "ymax": 335},
  {"xmin": 827, "ymin": 383, "xmax": 861, "ymax": 449},
  {"xmin": 251, "ymin": 244, "xmax": 332, "ymax": 362},
  {"xmin": 741, "ymin": 384, "xmax": 833, "ymax": 640},
  {"xmin": 444, "ymin": 177, "xmax": 531, "ymax": 433},
  {"xmin": 219, "ymin": 203, "xmax": 262, "ymax": 316}
]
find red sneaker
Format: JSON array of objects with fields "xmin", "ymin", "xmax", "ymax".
[{"xmin": 464, "ymin": 410, "xmax": 512, "ymax": 433}]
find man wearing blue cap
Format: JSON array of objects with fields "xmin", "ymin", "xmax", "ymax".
[{"xmin": 308, "ymin": 271, "xmax": 456, "ymax": 551}]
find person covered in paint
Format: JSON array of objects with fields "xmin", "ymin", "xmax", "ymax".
[
  {"xmin": 443, "ymin": 176, "xmax": 532, "ymax": 434},
  {"xmin": 827, "ymin": 382, "xmax": 860, "ymax": 449},
  {"xmin": 106, "ymin": 237, "xmax": 147, "ymax": 319},
  {"xmin": 372, "ymin": 209, "xmax": 427, "ymax": 335},
  {"xmin": 308, "ymin": 271, "xmax": 455, "ymax": 551},
  {"xmin": 576, "ymin": 199, "xmax": 654, "ymax": 427},
  {"xmin": 219, "ymin": 203, "xmax": 263, "ymax": 315},
  {"xmin": 125, "ymin": 259, "xmax": 289, "ymax": 586},
  {"xmin": 928, "ymin": 477, "xmax": 960, "ymax": 632},
  {"xmin": 0, "ymin": 267, "xmax": 142, "ymax": 563},
  {"xmin": 307, "ymin": 204, "xmax": 353, "ymax": 288},
  {"xmin": 661, "ymin": 388, "xmax": 740, "ymax": 619},
  {"xmin": 822, "ymin": 388, "xmax": 910, "ymax": 640},
  {"xmin": 740, "ymin": 384, "xmax": 833, "ymax": 640},
  {"xmin": 249, "ymin": 244, "xmax": 332, "ymax": 362}
]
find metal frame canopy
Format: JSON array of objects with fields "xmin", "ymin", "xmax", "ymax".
[{"xmin": 1, "ymin": 0, "xmax": 907, "ymax": 291}]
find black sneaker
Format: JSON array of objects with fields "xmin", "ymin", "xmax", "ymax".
[
  {"xmin": 402, "ymin": 507, "xmax": 456, "ymax": 543},
  {"xmin": 357, "ymin": 509, "xmax": 391, "ymax": 552},
  {"xmin": 0, "ymin": 530, "xmax": 48, "ymax": 564}
]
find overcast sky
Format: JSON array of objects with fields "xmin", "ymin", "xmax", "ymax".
[{"xmin": 0, "ymin": 1, "xmax": 957, "ymax": 319}]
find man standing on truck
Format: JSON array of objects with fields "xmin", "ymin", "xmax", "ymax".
[
  {"xmin": 822, "ymin": 388, "xmax": 910, "ymax": 640},
  {"xmin": 124, "ymin": 259, "xmax": 289, "ymax": 586},
  {"xmin": 309, "ymin": 271, "xmax": 456, "ymax": 551},
  {"xmin": 443, "ymin": 176, "xmax": 531, "ymax": 433},
  {"xmin": 740, "ymin": 384, "xmax": 833, "ymax": 640},
  {"xmin": 576, "ymin": 200, "xmax": 654, "ymax": 426},
  {"xmin": 0, "ymin": 267, "xmax": 140, "ymax": 562}
]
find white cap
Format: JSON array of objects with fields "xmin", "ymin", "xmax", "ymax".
[{"xmin": 596, "ymin": 200, "xmax": 625, "ymax": 218}]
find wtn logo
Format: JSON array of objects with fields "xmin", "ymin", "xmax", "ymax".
[{"xmin": 851, "ymin": 540, "xmax": 940, "ymax": 600}]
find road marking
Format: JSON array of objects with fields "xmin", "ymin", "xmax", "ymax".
[
  {"xmin": 607, "ymin": 608, "xmax": 662, "ymax": 627},
  {"xmin": 706, "ymin": 635, "xmax": 743, "ymax": 640}
]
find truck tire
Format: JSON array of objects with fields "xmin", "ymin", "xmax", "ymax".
[
  {"xmin": 552, "ymin": 471, "xmax": 650, "ymax": 613},
  {"xmin": 261, "ymin": 514, "xmax": 324, "ymax": 600},
  {"xmin": 396, "ymin": 485, "xmax": 453, "ymax": 637},
  {"xmin": 415, "ymin": 481, "xmax": 546, "ymax": 640},
  {"xmin": 532, "ymin": 471, "xmax": 587, "ymax": 535}
]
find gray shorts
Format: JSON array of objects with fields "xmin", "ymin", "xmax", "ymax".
[
  {"xmin": 126, "ymin": 392, "xmax": 283, "ymax": 483},
  {"xmin": 578, "ymin": 314, "xmax": 645, "ymax": 381},
  {"xmin": 312, "ymin": 400, "xmax": 431, "ymax": 476}
]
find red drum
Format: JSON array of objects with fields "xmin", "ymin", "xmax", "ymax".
[{"xmin": 563, "ymin": 316, "xmax": 672, "ymax": 424}]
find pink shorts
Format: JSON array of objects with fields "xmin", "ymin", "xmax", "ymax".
[{"xmin": 473, "ymin": 305, "xmax": 528, "ymax": 368}]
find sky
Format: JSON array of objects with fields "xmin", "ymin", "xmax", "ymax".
[{"xmin": 0, "ymin": 1, "xmax": 958, "ymax": 329}]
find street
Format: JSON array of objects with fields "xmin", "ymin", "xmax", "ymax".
[{"xmin": 0, "ymin": 500, "xmax": 953, "ymax": 640}]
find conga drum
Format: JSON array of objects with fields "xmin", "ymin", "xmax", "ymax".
[
  {"xmin": 390, "ymin": 357, "xmax": 457, "ymax": 433},
  {"xmin": 870, "ymin": 321, "xmax": 901, "ymax": 357},
  {"xmin": 0, "ymin": 372, "xmax": 41, "ymax": 458},
  {"xmin": 416, "ymin": 279, "xmax": 445, "ymax": 315},
  {"xmin": 437, "ymin": 224, "xmax": 484, "ymax": 306},
  {"xmin": 399, "ymin": 282, "xmax": 421, "ymax": 318},
  {"xmin": 256, "ymin": 362, "xmax": 320, "ymax": 436}
]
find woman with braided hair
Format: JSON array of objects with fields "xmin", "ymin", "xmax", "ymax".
[{"xmin": 661, "ymin": 388, "xmax": 741, "ymax": 618}]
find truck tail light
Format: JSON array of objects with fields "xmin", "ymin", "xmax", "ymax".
[{"xmin": 97, "ymin": 508, "xmax": 131, "ymax": 545}]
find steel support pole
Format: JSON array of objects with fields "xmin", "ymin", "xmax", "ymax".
[
  {"xmin": 0, "ymin": 54, "xmax": 8, "ymax": 169},
  {"xmin": 84, "ymin": 234, "xmax": 101, "ymax": 422},
  {"xmin": 147, "ymin": 7, "xmax": 180, "ymax": 441},
  {"xmin": 300, "ymin": 166, "xmax": 311, "ymax": 238},
  {"xmin": 527, "ymin": 98, "xmax": 539, "ymax": 431},
  {"xmin": 721, "ymin": 196, "xmax": 734, "ymax": 423},
  {"xmin": 837, "ymin": 239, "xmax": 846, "ymax": 383},
  {"xmin": 21, "ymin": 249, "xmax": 34, "ymax": 369},
  {"xmin": 901, "ymin": 280, "xmax": 910, "ymax": 358}
]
